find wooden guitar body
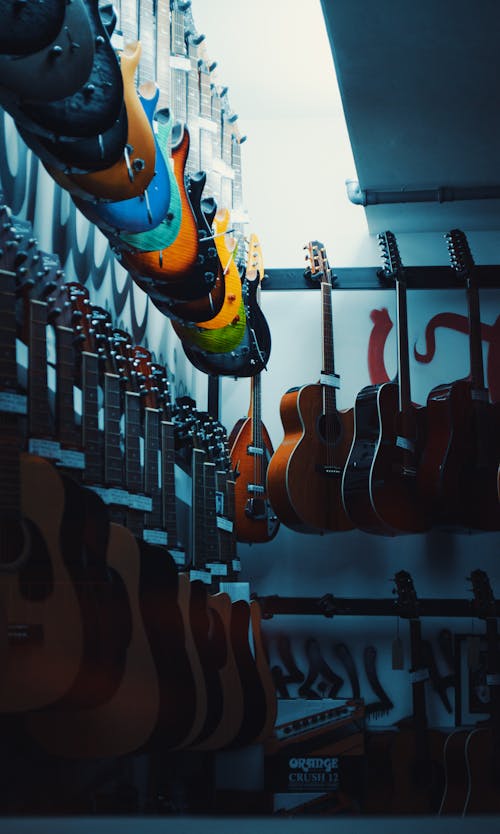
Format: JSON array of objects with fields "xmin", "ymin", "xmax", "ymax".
[
  {"xmin": 268, "ymin": 384, "xmax": 354, "ymax": 533},
  {"xmin": 5, "ymin": 0, "xmax": 124, "ymax": 140},
  {"xmin": 0, "ymin": 0, "xmax": 94, "ymax": 102},
  {"xmin": 419, "ymin": 380, "xmax": 500, "ymax": 530},
  {"xmin": 389, "ymin": 725, "xmax": 447, "ymax": 814},
  {"xmin": 0, "ymin": 0, "xmax": 66, "ymax": 56},
  {"xmin": 24, "ymin": 523, "xmax": 159, "ymax": 758},
  {"xmin": 438, "ymin": 728, "xmax": 469, "ymax": 814},
  {"xmin": 229, "ymin": 417, "xmax": 279, "ymax": 543},
  {"xmin": 464, "ymin": 726, "xmax": 500, "ymax": 814},
  {"xmin": 0, "ymin": 454, "xmax": 84, "ymax": 712},
  {"xmin": 342, "ymin": 383, "xmax": 429, "ymax": 535}
]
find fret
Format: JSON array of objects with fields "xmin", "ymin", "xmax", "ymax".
[
  {"xmin": 28, "ymin": 299, "xmax": 52, "ymax": 441},
  {"xmin": 161, "ymin": 420, "xmax": 179, "ymax": 547},
  {"xmin": 171, "ymin": 67, "xmax": 187, "ymax": 124},
  {"xmin": 171, "ymin": 2, "xmax": 187, "ymax": 56},
  {"xmin": 120, "ymin": 0, "xmax": 138, "ymax": 43}
]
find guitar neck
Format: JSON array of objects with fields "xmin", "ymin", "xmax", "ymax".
[
  {"xmin": 0, "ymin": 275, "xmax": 22, "ymax": 515},
  {"xmin": 466, "ymin": 276, "xmax": 486, "ymax": 392},
  {"xmin": 104, "ymin": 372, "xmax": 123, "ymax": 486},
  {"xmin": 250, "ymin": 374, "xmax": 265, "ymax": 489},
  {"xmin": 120, "ymin": 0, "xmax": 138, "ymax": 42},
  {"xmin": 125, "ymin": 390, "xmax": 143, "ymax": 495},
  {"xmin": 191, "ymin": 447, "xmax": 207, "ymax": 568},
  {"xmin": 28, "ymin": 299, "xmax": 52, "ymax": 442},
  {"xmin": 155, "ymin": 0, "xmax": 171, "ymax": 110},
  {"xmin": 55, "ymin": 325, "xmax": 79, "ymax": 451},
  {"xmin": 321, "ymin": 279, "xmax": 338, "ymax": 413},
  {"xmin": 138, "ymin": 0, "xmax": 155, "ymax": 85},
  {"xmin": 144, "ymin": 406, "xmax": 162, "ymax": 530},
  {"xmin": 81, "ymin": 351, "xmax": 103, "ymax": 485},
  {"xmin": 396, "ymin": 277, "xmax": 412, "ymax": 412},
  {"xmin": 216, "ymin": 469, "xmax": 236, "ymax": 573},
  {"xmin": 161, "ymin": 419, "xmax": 179, "ymax": 548},
  {"xmin": 203, "ymin": 460, "xmax": 220, "ymax": 568}
]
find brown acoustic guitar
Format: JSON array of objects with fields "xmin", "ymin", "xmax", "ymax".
[
  {"xmin": 229, "ymin": 372, "xmax": 279, "ymax": 543},
  {"xmin": 267, "ymin": 241, "xmax": 354, "ymax": 533},
  {"xmin": 417, "ymin": 229, "xmax": 500, "ymax": 532}
]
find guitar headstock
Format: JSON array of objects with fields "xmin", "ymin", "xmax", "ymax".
[
  {"xmin": 470, "ymin": 568, "xmax": 496, "ymax": 620},
  {"xmin": 109, "ymin": 327, "xmax": 137, "ymax": 391},
  {"xmin": 304, "ymin": 240, "xmax": 335, "ymax": 287},
  {"xmin": 65, "ymin": 283, "xmax": 99, "ymax": 354},
  {"xmin": 378, "ymin": 230, "xmax": 405, "ymax": 283},
  {"xmin": 393, "ymin": 569, "xmax": 419, "ymax": 619},
  {"xmin": 246, "ymin": 233, "xmax": 265, "ymax": 283},
  {"xmin": 445, "ymin": 228, "xmax": 475, "ymax": 282},
  {"xmin": 89, "ymin": 305, "xmax": 116, "ymax": 373},
  {"xmin": 131, "ymin": 345, "xmax": 157, "ymax": 408}
]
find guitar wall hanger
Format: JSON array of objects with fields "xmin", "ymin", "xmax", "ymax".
[
  {"xmin": 264, "ymin": 264, "xmax": 500, "ymax": 291},
  {"xmin": 252, "ymin": 592, "xmax": 500, "ymax": 619}
]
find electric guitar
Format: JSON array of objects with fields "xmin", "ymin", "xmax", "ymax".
[
  {"xmin": 417, "ymin": 229, "xmax": 500, "ymax": 531},
  {"xmin": 7, "ymin": 0, "xmax": 124, "ymax": 142},
  {"xmin": 389, "ymin": 570, "xmax": 446, "ymax": 814},
  {"xmin": 48, "ymin": 46, "xmax": 157, "ymax": 201},
  {"xmin": 72, "ymin": 103, "xmax": 174, "ymax": 236},
  {"xmin": 229, "ymin": 372, "xmax": 279, "ymax": 543},
  {"xmin": 0, "ymin": 0, "xmax": 94, "ymax": 102},
  {"xmin": 463, "ymin": 569, "xmax": 500, "ymax": 814},
  {"xmin": 342, "ymin": 231, "xmax": 430, "ymax": 535},
  {"xmin": 181, "ymin": 232, "xmax": 272, "ymax": 376},
  {"xmin": 267, "ymin": 241, "xmax": 354, "ymax": 532},
  {"xmin": 0, "ymin": 0, "xmax": 66, "ymax": 56}
]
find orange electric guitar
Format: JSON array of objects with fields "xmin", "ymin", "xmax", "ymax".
[
  {"xmin": 267, "ymin": 241, "xmax": 354, "ymax": 533},
  {"xmin": 229, "ymin": 372, "xmax": 279, "ymax": 543}
]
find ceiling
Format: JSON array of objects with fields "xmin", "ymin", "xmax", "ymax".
[{"xmin": 320, "ymin": 0, "xmax": 500, "ymax": 233}]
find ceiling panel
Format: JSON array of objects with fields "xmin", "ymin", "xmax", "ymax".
[{"xmin": 320, "ymin": 0, "xmax": 500, "ymax": 232}]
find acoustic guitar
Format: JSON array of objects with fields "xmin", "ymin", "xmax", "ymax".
[
  {"xmin": 229, "ymin": 372, "xmax": 279, "ymax": 543},
  {"xmin": 417, "ymin": 229, "xmax": 500, "ymax": 532},
  {"xmin": 0, "ymin": 0, "xmax": 66, "ymax": 56},
  {"xmin": 267, "ymin": 241, "xmax": 354, "ymax": 533},
  {"xmin": 49, "ymin": 45, "xmax": 157, "ymax": 201},
  {"xmin": 342, "ymin": 231, "xmax": 430, "ymax": 535},
  {"xmin": 182, "ymin": 232, "xmax": 272, "ymax": 376},
  {"xmin": 0, "ymin": 264, "xmax": 84, "ymax": 712},
  {"xmin": 0, "ymin": 0, "xmax": 94, "ymax": 102},
  {"xmin": 389, "ymin": 570, "xmax": 446, "ymax": 814}
]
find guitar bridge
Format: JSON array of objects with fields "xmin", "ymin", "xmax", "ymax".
[{"xmin": 245, "ymin": 498, "xmax": 267, "ymax": 520}]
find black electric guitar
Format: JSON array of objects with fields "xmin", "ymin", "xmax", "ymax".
[
  {"xmin": 342, "ymin": 231, "xmax": 430, "ymax": 535},
  {"xmin": 0, "ymin": 0, "xmax": 66, "ymax": 56},
  {"xmin": 389, "ymin": 570, "xmax": 446, "ymax": 813}
]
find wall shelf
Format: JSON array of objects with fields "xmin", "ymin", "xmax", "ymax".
[{"xmin": 263, "ymin": 265, "xmax": 500, "ymax": 291}]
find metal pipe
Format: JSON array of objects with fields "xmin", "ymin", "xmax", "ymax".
[{"xmin": 345, "ymin": 178, "xmax": 500, "ymax": 206}]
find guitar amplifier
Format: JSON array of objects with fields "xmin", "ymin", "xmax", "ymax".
[{"xmin": 264, "ymin": 697, "xmax": 365, "ymax": 812}]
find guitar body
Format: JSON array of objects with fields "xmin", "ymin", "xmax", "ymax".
[
  {"xmin": 342, "ymin": 382, "xmax": 429, "ymax": 535},
  {"xmin": 173, "ymin": 298, "xmax": 246, "ymax": 355},
  {"xmin": 49, "ymin": 47, "xmax": 157, "ymax": 201},
  {"xmin": 419, "ymin": 380, "xmax": 500, "ymax": 530},
  {"xmin": 463, "ymin": 727, "xmax": 500, "ymax": 814},
  {"xmin": 24, "ymin": 523, "xmax": 159, "ymax": 758},
  {"xmin": 268, "ymin": 384, "xmax": 354, "ymax": 533},
  {"xmin": 0, "ymin": 0, "xmax": 94, "ymax": 102},
  {"xmin": 229, "ymin": 417, "xmax": 279, "ymax": 543},
  {"xmin": 0, "ymin": 454, "xmax": 83, "ymax": 712},
  {"xmin": 182, "ymin": 272, "xmax": 272, "ymax": 376},
  {"xmin": 121, "ymin": 126, "xmax": 210, "ymax": 299},
  {"xmin": 389, "ymin": 726, "xmax": 446, "ymax": 814},
  {"xmin": 5, "ymin": 0, "xmax": 124, "ymax": 140},
  {"xmin": 0, "ymin": 0, "xmax": 66, "ymax": 56},
  {"xmin": 439, "ymin": 728, "xmax": 469, "ymax": 814},
  {"xmin": 190, "ymin": 592, "xmax": 244, "ymax": 751},
  {"xmin": 250, "ymin": 599, "xmax": 277, "ymax": 743}
]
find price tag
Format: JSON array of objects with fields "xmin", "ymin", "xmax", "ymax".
[
  {"xmin": 58, "ymin": 449, "xmax": 85, "ymax": 470},
  {"xmin": 232, "ymin": 559, "xmax": 241, "ymax": 573},
  {"xmin": 169, "ymin": 548, "xmax": 186, "ymax": 567},
  {"xmin": 206, "ymin": 562, "xmax": 228, "ymax": 576},
  {"xmin": 217, "ymin": 516, "xmax": 233, "ymax": 532},
  {"xmin": 143, "ymin": 529, "xmax": 168, "ymax": 546},
  {"xmin": 320, "ymin": 372, "xmax": 340, "ymax": 389},
  {"xmin": 28, "ymin": 438, "xmax": 61, "ymax": 460},
  {"xmin": 128, "ymin": 493, "xmax": 153, "ymax": 512},
  {"xmin": 396, "ymin": 436, "xmax": 415, "ymax": 453},
  {"xmin": 486, "ymin": 674, "xmax": 500, "ymax": 686},
  {"xmin": 0, "ymin": 392, "xmax": 27, "ymax": 415},
  {"xmin": 189, "ymin": 569, "xmax": 212, "ymax": 585}
]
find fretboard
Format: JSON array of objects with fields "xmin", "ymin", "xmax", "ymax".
[
  {"xmin": 171, "ymin": 66, "xmax": 187, "ymax": 124},
  {"xmin": 396, "ymin": 277, "xmax": 412, "ymax": 412},
  {"xmin": 171, "ymin": 3, "xmax": 187, "ymax": 55},
  {"xmin": 120, "ymin": 0, "xmax": 138, "ymax": 43},
  {"xmin": 144, "ymin": 405, "xmax": 162, "ymax": 530},
  {"xmin": 203, "ymin": 460, "xmax": 219, "ymax": 567},
  {"xmin": 250, "ymin": 374, "xmax": 264, "ymax": 488},
  {"xmin": 138, "ymin": 0, "xmax": 155, "ymax": 85},
  {"xmin": 104, "ymin": 372, "xmax": 123, "ymax": 487},
  {"xmin": 215, "ymin": 469, "xmax": 235, "ymax": 571},
  {"xmin": 55, "ymin": 325, "xmax": 79, "ymax": 450},
  {"xmin": 0, "ymin": 278, "xmax": 19, "ymax": 393},
  {"xmin": 161, "ymin": 419, "xmax": 178, "ymax": 547},
  {"xmin": 186, "ymin": 47, "xmax": 201, "ymax": 176},
  {"xmin": 191, "ymin": 446, "xmax": 206, "ymax": 568},
  {"xmin": 28, "ymin": 299, "xmax": 52, "ymax": 440},
  {"xmin": 125, "ymin": 390, "xmax": 143, "ymax": 494},
  {"xmin": 0, "ymin": 274, "xmax": 22, "ymax": 515},
  {"xmin": 81, "ymin": 351, "xmax": 103, "ymax": 485},
  {"xmin": 155, "ymin": 0, "xmax": 171, "ymax": 108},
  {"xmin": 466, "ymin": 275, "xmax": 486, "ymax": 392},
  {"xmin": 321, "ymin": 280, "xmax": 337, "ymax": 414}
]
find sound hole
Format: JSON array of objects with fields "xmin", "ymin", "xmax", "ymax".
[{"xmin": 316, "ymin": 413, "xmax": 342, "ymax": 445}]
